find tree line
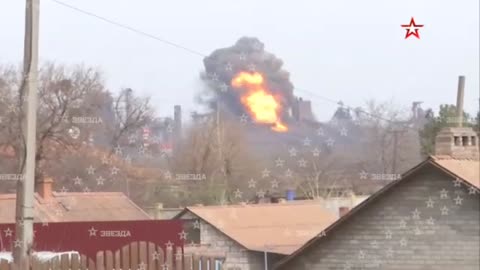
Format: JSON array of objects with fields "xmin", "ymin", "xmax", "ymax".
[{"xmin": 1, "ymin": 62, "xmax": 478, "ymax": 208}]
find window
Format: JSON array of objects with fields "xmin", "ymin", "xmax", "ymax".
[
  {"xmin": 471, "ymin": 136, "xmax": 477, "ymax": 146},
  {"xmin": 198, "ymin": 260, "xmax": 224, "ymax": 270},
  {"xmin": 215, "ymin": 260, "xmax": 224, "ymax": 270},
  {"xmin": 454, "ymin": 136, "xmax": 461, "ymax": 146},
  {"xmin": 462, "ymin": 136, "xmax": 469, "ymax": 146}
]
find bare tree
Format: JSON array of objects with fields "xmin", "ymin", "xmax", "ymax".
[
  {"xmin": 107, "ymin": 88, "xmax": 153, "ymax": 156},
  {"xmin": 284, "ymin": 99, "xmax": 421, "ymax": 200},
  {"xmin": 0, "ymin": 63, "xmax": 155, "ymax": 196},
  {"xmin": 155, "ymin": 111, "xmax": 261, "ymax": 206},
  {"xmin": 353, "ymin": 99, "xmax": 420, "ymax": 175},
  {"xmin": 294, "ymin": 152, "xmax": 351, "ymax": 200},
  {"xmin": 1, "ymin": 63, "xmax": 103, "ymax": 183}
]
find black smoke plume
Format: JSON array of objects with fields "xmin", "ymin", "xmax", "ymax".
[{"xmin": 199, "ymin": 37, "xmax": 295, "ymax": 119}]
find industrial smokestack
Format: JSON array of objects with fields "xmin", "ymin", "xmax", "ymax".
[
  {"xmin": 434, "ymin": 75, "xmax": 479, "ymax": 160},
  {"xmin": 174, "ymin": 105, "xmax": 182, "ymax": 136},
  {"xmin": 173, "ymin": 105, "xmax": 182, "ymax": 152},
  {"xmin": 456, "ymin": 76, "xmax": 465, "ymax": 127}
]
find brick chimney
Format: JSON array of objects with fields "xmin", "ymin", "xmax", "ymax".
[
  {"xmin": 435, "ymin": 76, "xmax": 480, "ymax": 160},
  {"xmin": 339, "ymin": 206, "xmax": 350, "ymax": 217},
  {"xmin": 36, "ymin": 177, "xmax": 54, "ymax": 200},
  {"xmin": 292, "ymin": 97, "xmax": 314, "ymax": 122}
]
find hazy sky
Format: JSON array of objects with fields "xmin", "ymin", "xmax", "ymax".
[{"xmin": 1, "ymin": 0, "xmax": 479, "ymax": 121}]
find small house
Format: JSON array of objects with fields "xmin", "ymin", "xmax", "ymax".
[
  {"xmin": 0, "ymin": 177, "xmax": 151, "ymax": 223},
  {"xmin": 174, "ymin": 200, "xmax": 339, "ymax": 270}
]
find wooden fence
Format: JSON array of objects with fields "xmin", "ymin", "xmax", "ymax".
[{"xmin": 0, "ymin": 242, "xmax": 224, "ymax": 270}]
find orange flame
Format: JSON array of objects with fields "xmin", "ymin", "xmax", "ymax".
[{"xmin": 231, "ymin": 72, "xmax": 288, "ymax": 132}]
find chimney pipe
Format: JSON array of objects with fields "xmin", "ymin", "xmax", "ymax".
[
  {"xmin": 155, "ymin": 202, "xmax": 163, "ymax": 220},
  {"xmin": 36, "ymin": 177, "xmax": 54, "ymax": 200},
  {"xmin": 339, "ymin": 206, "xmax": 350, "ymax": 217},
  {"xmin": 173, "ymin": 105, "xmax": 182, "ymax": 151},
  {"xmin": 456, "ymin": 76, "xmax": 465, "ymax": 127}
]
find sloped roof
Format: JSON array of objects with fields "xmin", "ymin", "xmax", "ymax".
[
  {"xmin": 430, "ymin": 155, "xmax": 479, "ymax": 188},
  {"xmin": 0, "ymin": 192, "xmax": 151, "ymax": 224},
  {"xmin": 274, "ymin": 155, "xmax": 480, "ymax": 268},
  {"xmin": 175, "ymin": 201, "xmax": 337, "ymax": 255}
]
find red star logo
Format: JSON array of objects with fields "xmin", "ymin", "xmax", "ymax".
[{"xmin": 401, "ymin": 17, "xmax": 424, "ymax": 39}]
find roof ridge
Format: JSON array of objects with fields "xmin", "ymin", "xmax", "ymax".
[
  {"xmin": 0, "ymin": 192, "xmax": 150, "ymax": 223},
  {"xmin": 188, "ymin": 201, "xmax": 324, "ymax": 209},
  {"xmin": 0, "ymin": 192, "xmax": 127, "ymax": 197},
  {"xmin": 430, "ymin": 155, "xmax": 480, "ymax": 161},
  {"xmin": 52, "ymin": 192, "xmax": 126, "ymax": 196}
]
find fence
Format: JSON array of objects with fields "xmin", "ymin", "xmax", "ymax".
[{"xmin": 0, "ymin": 242, "xmax": 225, "ymax": 270}]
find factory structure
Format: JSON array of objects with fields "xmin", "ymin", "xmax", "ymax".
[
  {"xmin": 141, "ymin": 95, "xmax": 428, "ymax": 162},
  {"xmin": 141, "ymin": 105, "xmax": 182, "ymax": 156}
]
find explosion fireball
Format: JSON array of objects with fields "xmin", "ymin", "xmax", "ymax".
[{"xmin": 231, "ymin": 72, "xmax": 288, "ymax": 132}]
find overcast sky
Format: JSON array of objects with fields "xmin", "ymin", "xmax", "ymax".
[{"xmin": 1, "ymin": 0, "xmax": 479, "ymax": 121}]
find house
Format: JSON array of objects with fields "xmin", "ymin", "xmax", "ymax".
[
  {"xmin": 145, "ymin": 202, "xmax": 183, "ymax": 220},
  {"xmin": 0, "ymin": 177, "xmax": 188, "ymax": 266},
  {"xmin": 274, "ymin": 81, "xmax": 480, "ymax": 270},
  {"xmin": 0, "ymin": 177, "xmax": 151, "ymax": 223},
  {"xmin": 174, "ymin": 200, "xmax": 339, "ymax": 270},
  {"xmin": 252, "ymin": 191, "xmax": 369, "ymax": 219}
]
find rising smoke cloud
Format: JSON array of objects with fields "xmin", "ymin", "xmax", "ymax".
[{"xmin": 200, "ymin": 37, "xmax": 295, "ymax": 119}]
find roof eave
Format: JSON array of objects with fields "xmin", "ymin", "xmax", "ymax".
[
  {"xmin": 173, "ymin": 207, "xmax": 252, "ymax": 252},
  {"xmin": 429, "ymin": 157, "xmax": 480, "ymax": 190}
]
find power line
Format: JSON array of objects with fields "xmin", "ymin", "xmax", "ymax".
[
  {"xmin": 48, "ymin": 0, "xmax": 416, "ymax": 129},
  {"xmin": 49, "ymin": 0, "xmax": 207, "ymax": 57},
  {"xmin": 295, "ymin": 86, "xmax": 411, "ymax": 127}
]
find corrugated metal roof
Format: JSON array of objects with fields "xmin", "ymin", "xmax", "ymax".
[
  {"xmin": 0, "ymin": 192, "xmax": 151, "ymax": 224},
  {"xmin": 178, "ymin": 201, "xmax": 338, "ymax": 255}
]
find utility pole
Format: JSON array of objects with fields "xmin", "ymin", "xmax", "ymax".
[
  {"xmin": 389, "ymin": 127, "xmax": 408, "ymax": 174},
  {"xmin": 216, "ymin": 100, "xmax": 222, "ymax": 164},
  {"xmin": 392, "ymin": 130, "xmax": 399, "ymax": 174},
  {"xmin": 14, "ymin": 0, "xmax": 40, "ymax": 267},
  {"xmin": 125, "ymin": 88, "xmax": 134, "ymax": 198},
  {"xmin": 477, "ymin": 98, "xmax": 480, "ymax": 134},
  {"xmin": 124, "ymin": 88, "xmax": 132, "ymax": 119},
  {"xmin": 215, "ymin": 100, "xmax": 227, "ymax": 203}
]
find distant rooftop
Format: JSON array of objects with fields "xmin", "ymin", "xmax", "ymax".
[
  {"xmin": 0, "ymin": 191, "xmax": 151, "ymax": 224},
  {"xmin": 175, "ymin": 200, "xmax": 338, "ymax": 255}
]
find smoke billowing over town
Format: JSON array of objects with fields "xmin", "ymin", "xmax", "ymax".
[
  {"xmin": 1, "ymin": 2, "xmax": 479, "ymax": 269},
  {"xmin": 201, "ymin": 37, "xmax": 296, "ymax": 130}
]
